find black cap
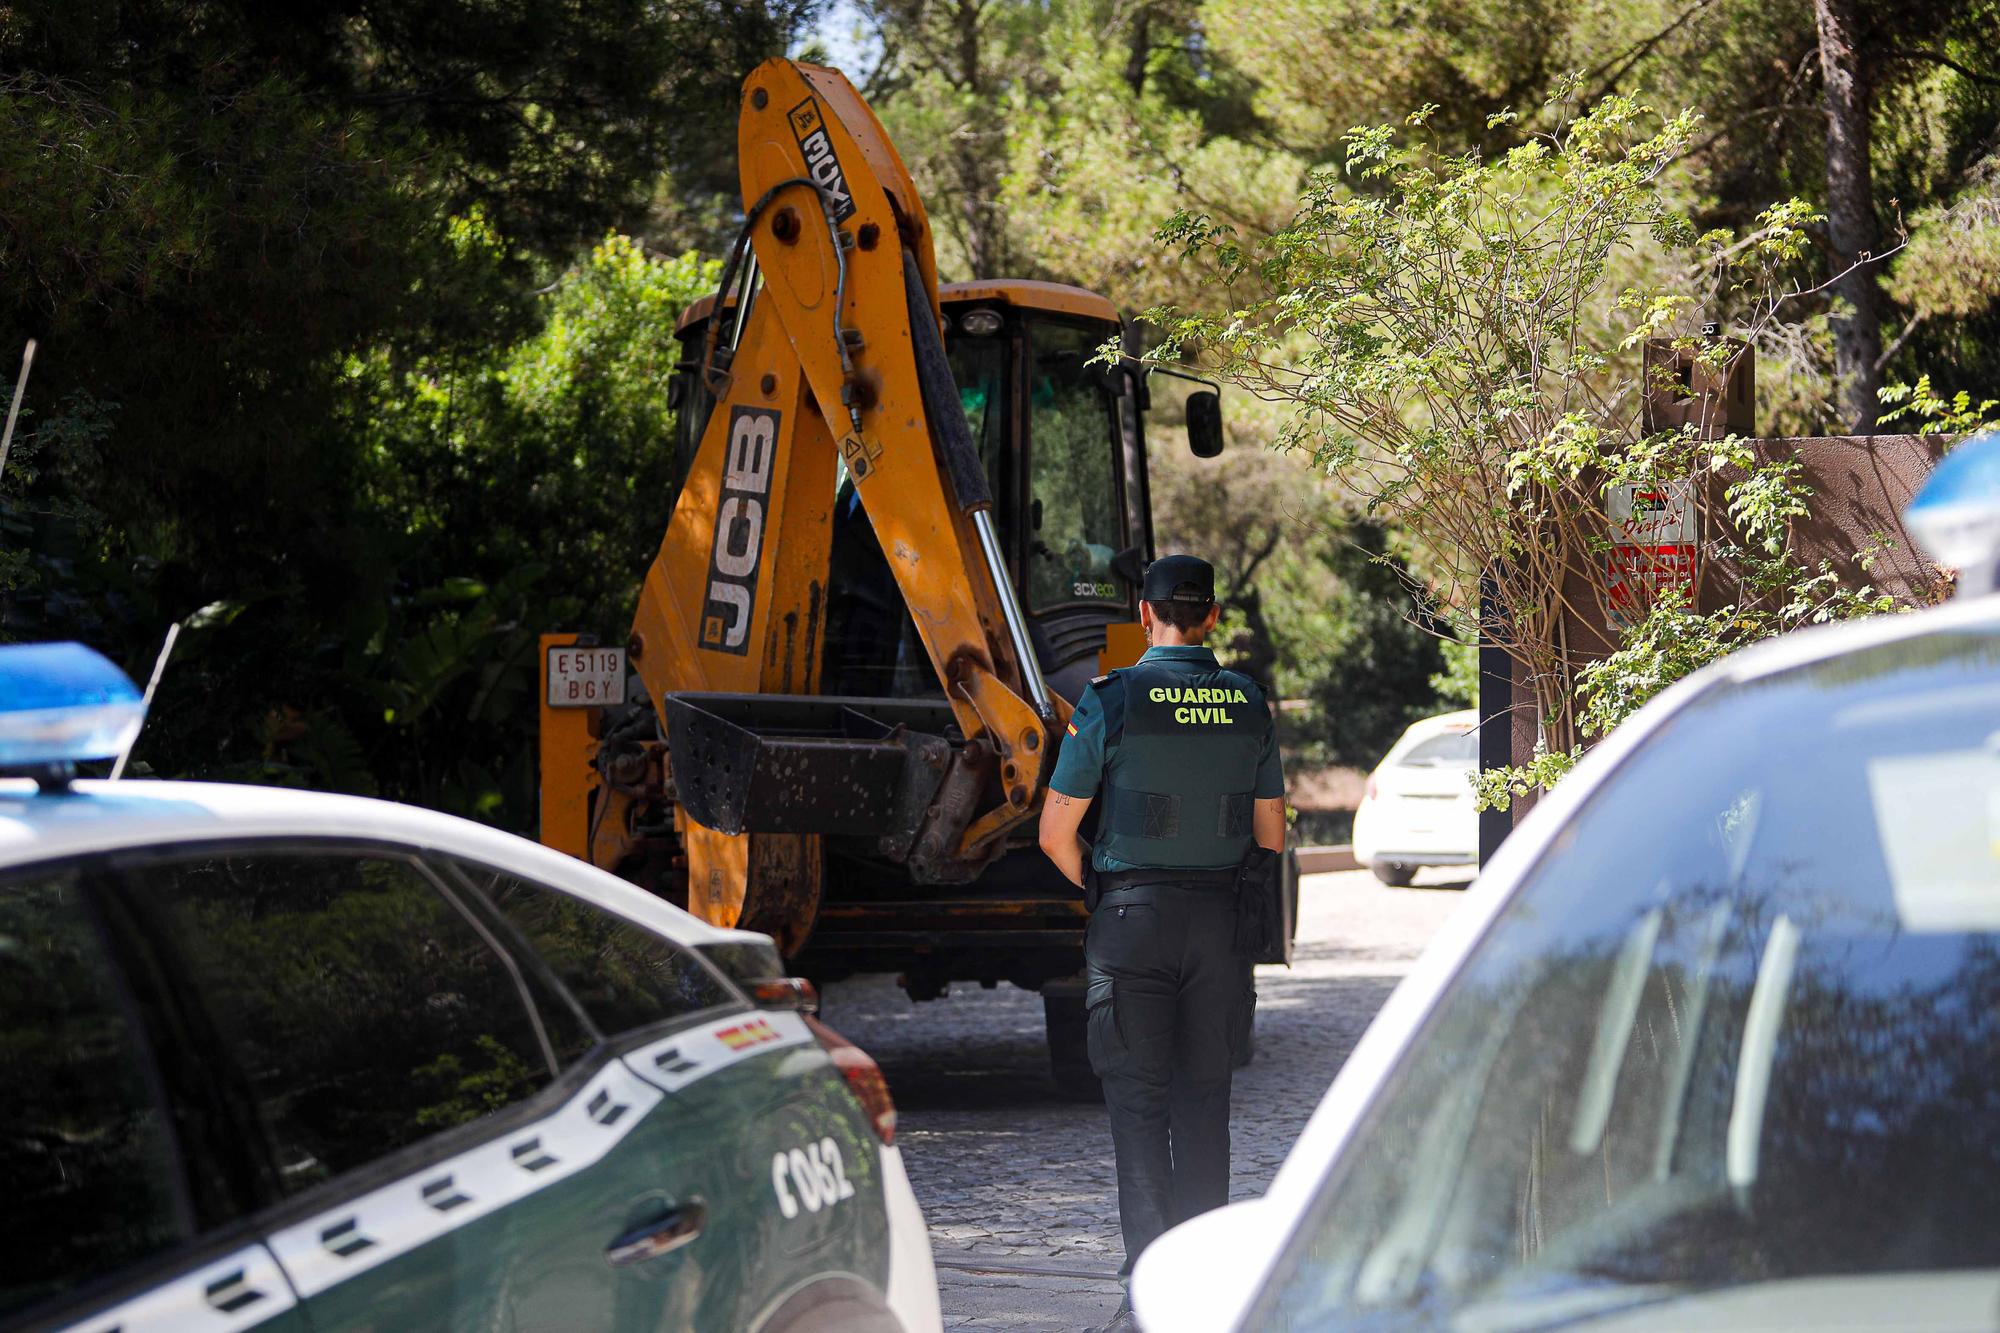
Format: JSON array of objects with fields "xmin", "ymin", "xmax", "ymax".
[{"xmin": 1141, "ymin": 554, "xmax": 1216, "ymax": 604}]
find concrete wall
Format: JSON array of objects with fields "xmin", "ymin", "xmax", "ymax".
[{"xmin": 1777, "ymin": 433, "xmax": 1948, "ymax": 601}]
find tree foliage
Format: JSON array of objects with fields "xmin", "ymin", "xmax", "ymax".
[
  {"xmin": 1145, "ymin": 88, "xmax": 1944, "ymax": 792},
  {"xmin": 1151, "ymin": 422, "xmax": 1447, "ymax": 765},
  {"xmin": 7, "ymin": 0, "xmax": 2000, "ymax": 823},
  {"xmin": 1, "ymin": 0, "xmax": 799, "ymax": 818}
]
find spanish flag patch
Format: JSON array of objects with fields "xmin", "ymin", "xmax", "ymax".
[
  {"xmin": 1066, "ymin": 720, "xmax": 1079, "ymax": 737},
  {"xmin": 715, "ymin": 1017, "xmax": 780, "ymax": 1051}
]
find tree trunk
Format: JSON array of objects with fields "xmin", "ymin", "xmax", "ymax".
[
  {"xmin": 954, "ymin": 143, "xmax": 995, "ymax": 276},
  {"xmin": 952, "ymin": 0, "xmax": 998, "ymax": 276},
  {"xmin": 1224, "ymin": 585, "xmax": 1279, "ymax": 687},
  {"xmin": 1813, "ymin": 0, "xmax": 1885, "ymax": 434},
  {"xmin": 1125, "ymin": 5, "xmax": 1154, "ymax": 95}
]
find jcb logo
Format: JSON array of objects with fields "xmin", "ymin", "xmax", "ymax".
[
  {"xmin": 701, "ymin": 406, "xmax": 779, "ymax": 655},
  {"xmin": 787, "ymin": 97, "xmax": 856, "ymax": 224}
]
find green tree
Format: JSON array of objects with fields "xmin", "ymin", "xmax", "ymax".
[
  {"xmin": 854, "ymin": 0, "xmax": 1275, "ymax": 284},
  {"xmin": 0, "ymin": 0, "xmax": 803, "ymax": 815},
  {"xmin": 1151, "ymin": 411, "xmax": 1448, "ymax": 766},
  {"xmin": 1146, "ymin": 89, "xmax": 1920, "ymax": 779},
  {"xmin": 144, "ymin": 236, "xmax": 720, "ymax": 823},
  {"xmin": 0, "ymin": 0, "xmax": 802, "ymax": 615}
]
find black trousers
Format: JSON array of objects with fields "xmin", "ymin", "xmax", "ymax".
[{"xmin": 1085, "ymin": 882, "xmax": 1254, "ymax": 1273}]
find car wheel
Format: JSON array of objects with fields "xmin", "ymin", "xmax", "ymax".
[{"xmin": 1371, "ymin": 861, "xmax": 1417, "ymax": 887}]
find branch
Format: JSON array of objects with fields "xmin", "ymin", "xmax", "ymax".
[
  {"xmin": 1585, "ymin": 0, "xmax": 1722, "ymax": 100},
  {"xmin": 1874, "ymin": 309, "xmax": 1929, "ymax": 372},
  {"xmin": 1765, "ymin": 229, "xmax": 1913, "ymax": 313},
  {"xmin": 1888, "ymin": 46, "xmax": 2000, "ymax": 87},
  {"xmin": 1232, "ymin": 527, "xmax": 1285, "ymax": 588}
]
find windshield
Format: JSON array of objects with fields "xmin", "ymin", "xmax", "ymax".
[
  {"xmin": 1398, "ymin": 729, "xmax": 1478, "ymax": 768},
  {"xmin": 1026, "ymin": 320, "xmax": 1124, "ymax": 608},
  {"xmin": 1262, "ymin": 623, "xmax": 2000, "ymax": 1331}
]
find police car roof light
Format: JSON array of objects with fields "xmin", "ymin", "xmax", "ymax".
[
  {"xmin": 0, "ymin": 641, "xmax": 146, "ymax": 777},
  {"xmin": 1907, "ymin": 428, "xmax": 2000, "ymax": 597}
]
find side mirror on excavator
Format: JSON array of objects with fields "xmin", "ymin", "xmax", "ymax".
[
  {"xmin": 1186, "ymin": 390, "xmax": 1224, "ymax": 458},
  {"xmin": 1145, "ymin": 364, "xmax": 1226, "ymax": 458}
]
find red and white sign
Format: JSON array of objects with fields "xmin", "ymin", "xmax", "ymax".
[
  {"xmin": 1606, "ymin": 481, "xmax": 1698, "ymax": 626},
  {"xmin": 546, "ymin": 645, "xmax": 627, "ymax": 708}
]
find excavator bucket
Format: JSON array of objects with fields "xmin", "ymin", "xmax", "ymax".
[{"xmin": 661, "ymin": 693, "xmax": 961, "ymax": 853}]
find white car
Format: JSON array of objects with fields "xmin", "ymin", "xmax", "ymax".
[
  {"xmin": 1350, "ymin": 708, "xmax": 1478, "ymax": 885},
  {"xmin": 0, "ymin": 642, "xmax": 941, "ymax": 1333},
  {"xmin": 1133, "ymin": 591, "xmax": 2000, "ymax": 1332}
]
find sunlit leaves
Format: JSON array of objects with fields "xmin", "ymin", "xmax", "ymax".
[
  {"xmin": 1145, "ymin": 81, "xmax": 1907, "ymax": 788},
  {"xmin": 1878, "ymin": 374, "xmax": 2000, "ymax": 433}
]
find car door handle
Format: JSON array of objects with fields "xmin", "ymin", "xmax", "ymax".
[{"xmin": 605, "ymin": 1200, "xmax": 707, "ymax": 1268}]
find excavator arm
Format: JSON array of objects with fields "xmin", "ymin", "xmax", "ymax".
[
  {"xmin": 727, "ymin": 60, "xmax": 1061, "ymax": 821},
  {"xmin": 585, "ymin": 59, "xmax": 1072, "ymax": 939}
]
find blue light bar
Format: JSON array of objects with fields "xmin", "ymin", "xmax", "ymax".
[
  {"xmin": 0, "ymin": 642, "xmax": 146, "ymax": 769},
  {"xmin": 1908, "ymin": 429, "xmax": 2000, "ymax": 596}
]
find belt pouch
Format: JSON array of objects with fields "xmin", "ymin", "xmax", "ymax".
[{"xmin": 1232, "ymin": 846, "xmax": 1281, "ymax": 958}]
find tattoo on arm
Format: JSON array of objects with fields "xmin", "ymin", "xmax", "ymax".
[{"xmin": 1050, "ymin": 793, "xmax": 1072, "ymax": 807}]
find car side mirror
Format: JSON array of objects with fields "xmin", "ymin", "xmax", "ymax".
[
  {"xmin": 747, "ymin": 977, "xmax": 820, "ymax": 1015},
  {"xmin": 1131, "ymin": 1199, "xmax": 1283, "ymax": 1332},
  {"xmin": 1187, "ymin": 391, "xmax": 1224, "ymax": 459}
]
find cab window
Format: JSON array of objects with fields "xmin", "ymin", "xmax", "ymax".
[
  {"xmin": 1026, "ymin": 320, "xmax": 1125, "ymax": 609},
  {"xmin": 946, "ymin": 330, "xmax": 1009, "ymax": 479},
  {"xmin": 461, "ymin": 867, "xmax": 733, "ymax": 1037},
  {"xmin": 131, "ymin": 850, "xmax": 582, "ymax": 1198},
  {"xmin": 0, "ymin": 869, "xmax": 186, "ymax": 1319}
]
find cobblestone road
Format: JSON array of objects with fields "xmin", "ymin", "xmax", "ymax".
[{"xmin": 821, "ymin": 866, "xmax": 1471, "ymax": 1330}]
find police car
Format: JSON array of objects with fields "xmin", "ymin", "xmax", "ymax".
[
  {"xmin": 0, "ymin": 643, "xmax": 941, "ymax": 1333},
  {"xmin": 1132, "ymin": 437, "xmax": 2000, "ymax": 1331}
]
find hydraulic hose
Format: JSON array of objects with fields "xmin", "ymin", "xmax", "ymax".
[
  {"xmin": 901, "ymin": 249, "xmax": 992, "ymax": 514},
  {"xmin": 702, "ymin": 176, "xmax": 863, "ymax": 433}
]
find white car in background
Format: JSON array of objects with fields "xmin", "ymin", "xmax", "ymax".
[{"xmin": 1350, "ymin": 708, "xmax": 1479, "ymax": 886}]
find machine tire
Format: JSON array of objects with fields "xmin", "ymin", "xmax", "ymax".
[
  {"xmin": 1045, "ymin": 992, "xmax": 1102, "ymax": 1101},
  {"xmin": 1371, "ymin": 860, "xmax": 1417, "ymax": 888}
]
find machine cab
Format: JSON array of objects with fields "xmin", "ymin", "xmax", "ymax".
[{"xmin": 668, "ymin": 279, "xmax": 1209, "ymax": 706}]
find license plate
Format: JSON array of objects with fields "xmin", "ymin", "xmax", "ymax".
[{"xmin": 546, "ymin": 645, "xmax": 626, "ymax": 708}]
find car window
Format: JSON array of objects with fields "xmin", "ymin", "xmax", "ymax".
[
  {"xmin": 459, "ymin": 866, "xmax": 734, "ymax": 1036},
  {"xmin": 1263, "ymin": 626, "xmax": 2000, "ymax": 1329},
  {"xmin": 130, "ymin": 849, "xmax": 586, "ymax": 1198},
  {"xmin": 1397, "ymin": 728, "xmax": 1477, "ymax": 767},
  {"xmin": 0, "ymin": 868, "xmax": 187, "ymax": 1319}
]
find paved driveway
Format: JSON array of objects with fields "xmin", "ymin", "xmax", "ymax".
[{"xmin": 820, "ymin": 866, "xmax": 1472, "ymax": 1329}]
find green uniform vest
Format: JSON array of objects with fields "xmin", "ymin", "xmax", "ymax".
[{"xmin": 1090, "ymin": 657, "xmax": 1271, "ymax": 870}]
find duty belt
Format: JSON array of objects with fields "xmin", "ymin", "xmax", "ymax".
[{"xmin": 1096, "ymin": 866, "xmax": 1239, "ymax": 895}]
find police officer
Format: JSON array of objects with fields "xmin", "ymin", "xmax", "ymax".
[{"xmin": 1037, "ymin": 554, "xmax": 1286, "ymax": 1324}]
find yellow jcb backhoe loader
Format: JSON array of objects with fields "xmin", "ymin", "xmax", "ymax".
[{"xmin": 537, "ymin": 58, "xmax": 1281, "ymax": 1092}]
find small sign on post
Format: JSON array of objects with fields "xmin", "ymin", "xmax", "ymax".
[{"xmin": 1606, "ymin": 480, "xmax": 1699, "ymax": 628}]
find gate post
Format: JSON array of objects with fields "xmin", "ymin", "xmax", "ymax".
[{"xmin": 1477, "ymin": 572, "xmax": 1512, "ymax": 868}]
